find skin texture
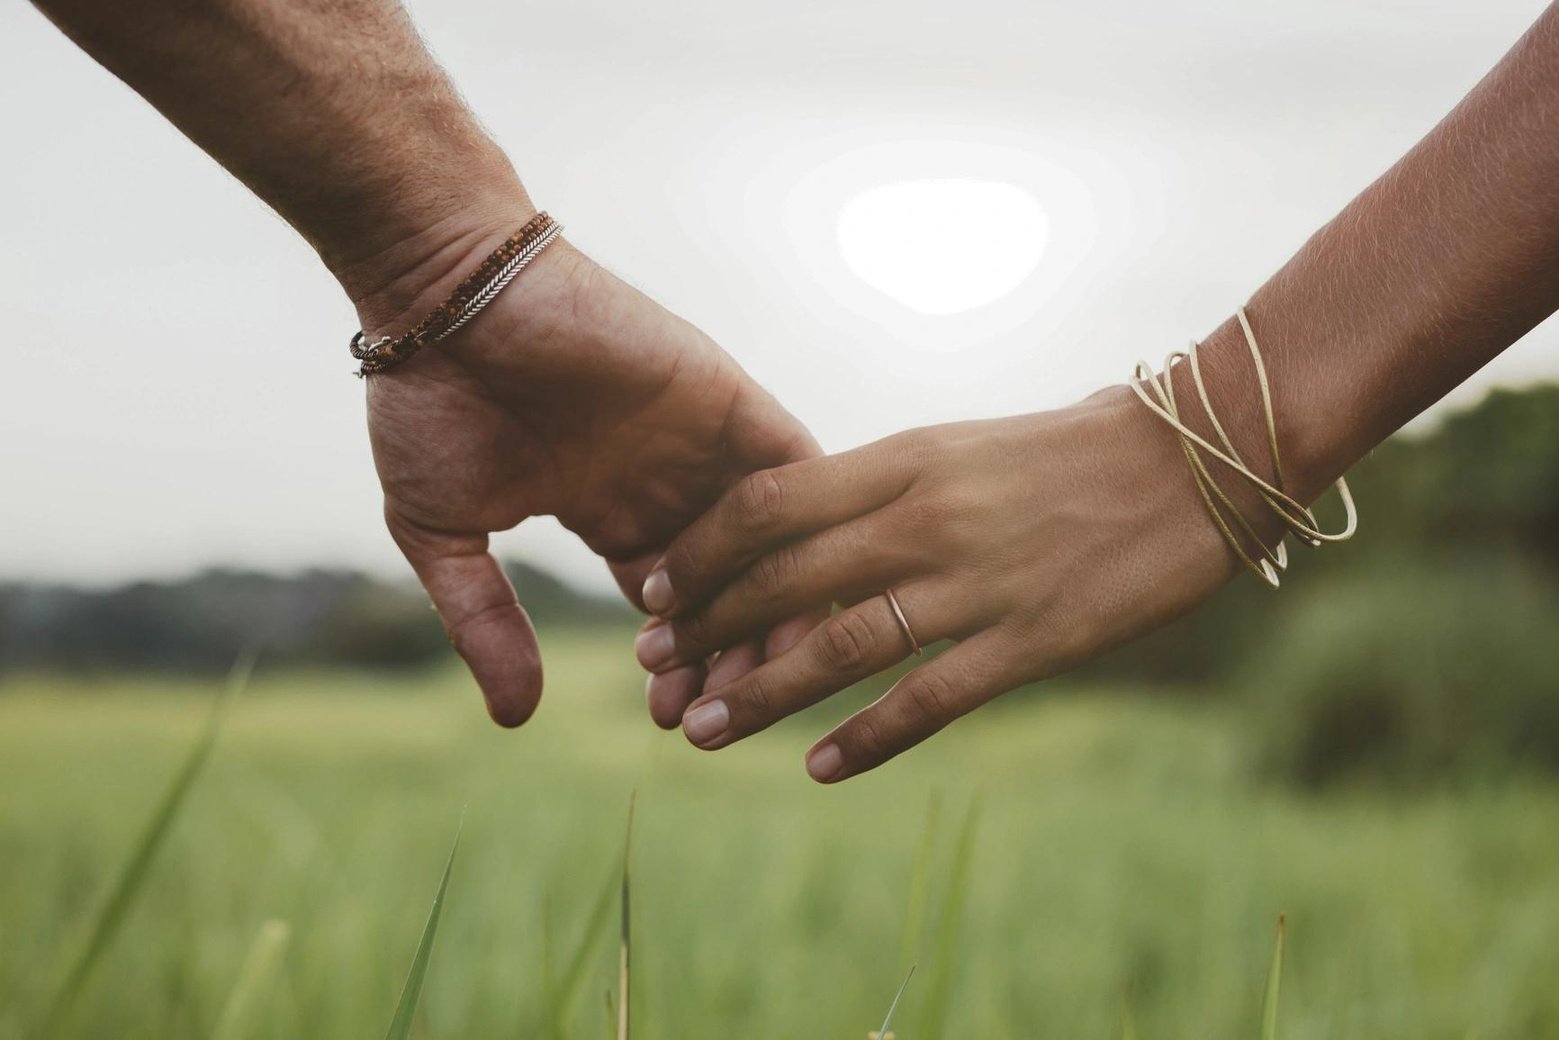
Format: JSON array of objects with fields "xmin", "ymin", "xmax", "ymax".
[
  {"xmin": 641, "ymin": 3, "xmax": 1559, "ymax": 782},
  {"xmin": 30, "ymin": 0, "xmax": 819, "ymax": 723},
  {"xmin": 367, "ymin": 234, "xmax": 818, "ymax": 724},
  {"xmin": 638, "ymin": 390, "xmax": 1246, "ymax": 779}
]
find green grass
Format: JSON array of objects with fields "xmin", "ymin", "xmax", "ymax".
[
  {"xmin": 35, "ymin": 650, "xmax": 253, "ymax": 1035},
  {"xmin": 212, "ymin": 919, "xmax": 291, "ymax": 1040},
  {"xmin": 384, "ymin": 825, "xmax": 460, "ymax": 1040},
  {"xmin": 1, "ymin": 627, "xmax": 1558, "ymax": 1038},
  {"xmin": 1261, "ymin": 917, "xmax": 1285, "ymax": 1040}
]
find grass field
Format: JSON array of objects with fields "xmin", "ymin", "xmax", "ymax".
[{"xmin": 2, "ymin": 628, "xmax": 1557, "ymax": 1039}]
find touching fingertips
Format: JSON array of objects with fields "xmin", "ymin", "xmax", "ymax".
[
  {"xmin": 806, "ymin": 742, "xmax": 845, "ymax": 783},
  {"xmin": 644, "ymin": 673, "xmax": 677, "ymax": 730},
  {"xmin": 682, "ymin": 699, "xmax": 730, "ymax": 746},
  {"xmin": 705, "ymin": 641, "xmax": 761, "ymax": 692},
  {"xmin": 634, "ymin": 622, "xmax": 678, "ymax": 671},
  {"xmin": 642, "ymin": 567, "xmax": 678, "ymax": 616},
  {"xmin": 767, "ymin": 611, "xmax": 822, "ymax": 659}
]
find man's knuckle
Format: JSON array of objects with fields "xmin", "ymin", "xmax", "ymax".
[
  {"xmin": 661, "ymin": 542, "xmax": 697, "ymax": 587},
  {"xmin": 816, "ymin": 612, "xmax": 877, "ymax": 671},
  {"xmin": 750, "ymin": 545, "xmax": 800, "ymax": 599},
  {"xmin": 445, "ymin": 601, "xmax": 519, "ymax": 651},
  {"xmin": 678, "ymin": 612, "xmax": 713, "ymax": 649},
  {"xmin": 734, "ymin": 470, "xmax": 786, "ymax": 531}
]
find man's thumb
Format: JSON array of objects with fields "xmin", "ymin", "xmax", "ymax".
[{"xmin": 388, "ymin": 517, "xmax": 544, "ymax": 726}]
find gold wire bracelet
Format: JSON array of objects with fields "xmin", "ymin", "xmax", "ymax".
[
  {"xmin": 1128, "ymin": 306, "xmax": 1358, "ymax": 587},
  {"xmin": 1135, "ymin": 352, "xmax": 1289, "ymax": 586}
]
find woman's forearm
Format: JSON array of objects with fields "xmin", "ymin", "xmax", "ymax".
[
  {"xmin": 29, "ymin": 0, "xmax": 531, "ymax": 324},
  {"xmin": 1196, "ymin": 2, "xmax": 1559, "ymax": 502},
  {"xmin": 634, "ymin": 2, "xmax": 1559, "ymax": 780}
]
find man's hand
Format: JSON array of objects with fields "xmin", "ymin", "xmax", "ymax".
[
  {"xmin": 357, "ymin": 220, "xmax": 818, "ymax": 725},
  {"xmin": 29, "ymin": 0, "xmax": 822, "ymax": 726}
]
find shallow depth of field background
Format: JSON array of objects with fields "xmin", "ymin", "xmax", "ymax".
[
  {"xmin": 4, "ymin": 0, "xmax": 1559, "ymax": 1036},
  {"xmin": 3, "ymin": 641, "xmax": 1558, "ymax": 1039},
  {"xmin": 2, "ymin": 391, "xmax": 1558, "ymax": 1038}
]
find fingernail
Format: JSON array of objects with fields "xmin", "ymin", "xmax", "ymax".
[
  {"xmin": 634, "ymin": 623, "xmax": 677, "ymax": 670},
  {"xmin": 642, "ymin": 569, "xmax": 677, "ymax": 615},
  {"xmin": 806, "ymin": 743, "xmax": 844, "ymax": 783},
  {"xmin": 683, "ymin": 700, "xmax": 730, "ymax": 746}
]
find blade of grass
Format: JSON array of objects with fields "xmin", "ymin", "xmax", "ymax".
[
  {"xmin": 1118, "ymin": 983, "xmax": 1139, "ymax": 1040},
  {"xmin": 617, "ymin": 793, "xmax": 637, "ymax": 1040},
  {"xmin": 920, "ymin": 793, "xmax": 982, "ymax": 1040},
  {"xmin": 1260, "ymin": 915, "xmax": 1286, "ymax": 1040},
  {"xmin": 540, "ymin": 901, "xmax": 559, "ymax": 1040},
  {"xmin": 40, "ymin": 647, "xmax": 256, "ymax": 1035},
  {"xmin": 870, "ymin": 964, "xmax": 916, "ymax": 1040},
  {"xmin": 547, "ymin": 867, "xmax": 618, "ymax": 1039},
  {"xmin": 898, "ymin": 794, "xmax": 941, "ymax": 969},
  {"xmin": 384, "ymin": 823, "xmax": 462, "ymax": 1040},
  {"xmin": 212, "ymin": 919, "xmax": 291, "ymax": 1040}
]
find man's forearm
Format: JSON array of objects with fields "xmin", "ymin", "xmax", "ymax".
[
  {"xmin": 1189, "ymin": 2, "xmax": 1559, "ymax": 502},
  {"xmin": 31, "ymin": 0, "xmax": 529, "ymax": 322}
]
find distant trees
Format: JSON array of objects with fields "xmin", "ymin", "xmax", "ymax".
[
  {"xmin": 0, "ymin": 561, "xmax": 632, "ymax": 674},
  {"xmin": 3, "ymin": 384, "xmax": 1557, "ymax": 784},
  {"xmin": 1083, "ymin": 383, "xmax": 1559, "ymax": 782}
]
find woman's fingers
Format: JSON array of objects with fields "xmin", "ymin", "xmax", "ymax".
[
  {"xmin": 764, "ymin": 611, "xmax": 820, "ymax": 659},
  {"xmin": 645, "ymin": 661, "xmax": 706, "ymax": 729},
  {"xmin": 641, "ymin": 442, "xmax": 914, "ymax": 619},
  {"xmin": 642, "ymin": 623, "xmax": 819, "ymax": 729},
  {"xmin": 804, "ymin": 629, "xmax": 1023, "ymax": 783},
  {"xmin": 678, "ymin": 583, "xmax": 955, "ymax": 749},
  {"xmin": 635, "ymin": 518, "xmax": 904, "ymax": 671},
  {"xmin": 705, "ymin": 639, "xmax": 765, "ymax": 692}
]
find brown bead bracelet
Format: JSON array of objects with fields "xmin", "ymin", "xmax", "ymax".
[{"xmin": 348, "ymin": 211, "xmax": 563, "ymax": 376}]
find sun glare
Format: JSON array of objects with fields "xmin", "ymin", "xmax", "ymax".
[{"xmin": 835, "ymin": 179, "xmax": 1048, "ymax": 316}]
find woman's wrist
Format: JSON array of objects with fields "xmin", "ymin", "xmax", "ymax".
[{"xmin": 1167, "ymin": 309, "xmax": 1361, "ymax": 512}]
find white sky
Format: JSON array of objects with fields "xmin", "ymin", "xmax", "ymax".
[{"xmin": 2, "ymin": 0, "xmax": 1556, "ymax": 594}]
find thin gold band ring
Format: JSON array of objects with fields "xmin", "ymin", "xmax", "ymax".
[{"xmin": 883, "ymin": 588, "xmax": 923, "ymax": 657}]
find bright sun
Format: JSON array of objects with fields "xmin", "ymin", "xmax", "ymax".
[{"xmin": 835, "ymin": 178, "xmax": 1048, "ymax": 317}]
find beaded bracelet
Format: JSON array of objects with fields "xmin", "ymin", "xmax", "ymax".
[
  {"xmin": 348, "ymin": 211, "xmax": 563, "ymax": 377},
  {"xmin": 1128, "ymin": 307, "xmax": 1358, "ymax": 587}
]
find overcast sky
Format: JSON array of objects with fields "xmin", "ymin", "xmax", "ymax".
[{"xmin": 2, "ymin": 0, "xmax": 1556, "ymax": 594}]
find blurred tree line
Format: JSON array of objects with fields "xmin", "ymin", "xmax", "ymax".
[
  {"xmin": 2, "ymin": 385, "xmax": 1556, "ymax": 785},
  {"xmin": 0, "ymin": 561, "xmax": 632, "ymax": 673},
  {"xmin": 1082, "ymin": 383, "xmax": 1559, "ymax": 784}
]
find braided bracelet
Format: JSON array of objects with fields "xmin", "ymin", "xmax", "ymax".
[
  {"xmin": 349, "ymin": 211, "xmax": 564, "ymax": 377},
  {"xmin": 1128, "ymin": 307, "xmax": 1358, "ymax": 588}
]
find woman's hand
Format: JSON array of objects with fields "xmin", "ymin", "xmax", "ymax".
[{"xmin": 635, "ymin": 386, "xmax": 1261, "ymax": 783}]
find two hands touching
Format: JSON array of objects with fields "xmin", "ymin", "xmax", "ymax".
[
  {"xmin": 357, "ymin": 226, "xmax": 826, "ymax": 731},
  {"xmin": 633, "ymin": 395, "xmax": 1253, "ymax": 783},
  {"xmin": 39, "ymin": 0, "xmax": 1247, "ymax": 782},
  {"xmin": 361, "ymin": 221, "xmax": 1229, "ymax": 780},
  {"xmin": 360, "ymin": 210, "xmax": 1261, "ymax": 783},
  {"xmin": 36, "ymin": 0, "xmax": 1559, "ymax": 780}
]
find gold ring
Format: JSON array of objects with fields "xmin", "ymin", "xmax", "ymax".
[{"xmin": 883, "ymin": 588, "xmax": 923, "ymax": 657}]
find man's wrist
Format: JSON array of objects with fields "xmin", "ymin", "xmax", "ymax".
[{"xmin": 336, "ymin": 176, "xmax": 539, "ymax": 337}]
